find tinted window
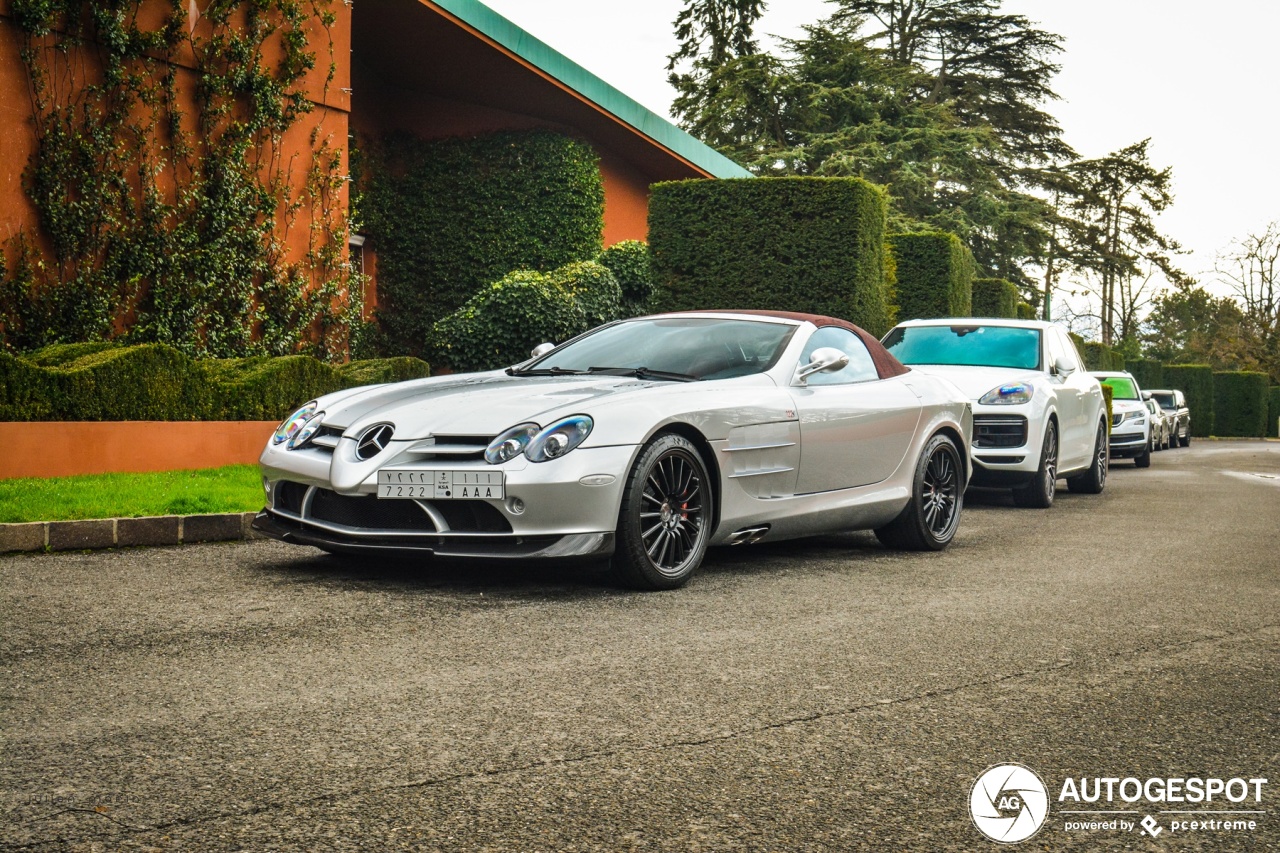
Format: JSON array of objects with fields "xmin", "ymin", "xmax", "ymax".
[
  {"xmin": 1152, "ymin": 392, "xmax": 1175, "ymax": 409},
  {"xmin": 883, "ymin": 324, "xmax": 1042, "ymax": 370},
  {"xmin": 799, "ymin": 327, "xmax": 879, "ymax": 386}
]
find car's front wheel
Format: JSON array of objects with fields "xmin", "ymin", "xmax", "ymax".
[
  {"xmin": 612, "ymin": 434, "xmax": 712, "ymax": 590},
  {"xmin": 1180, "ymin": 427, "xmax": 1191, "ymax": 448},
  {"xmin": 1135, "ymin": 435, "xmax": 1152, "ymax": 468},
  {"xmin": 875, "ymin": 433, "xmax": 963, "ymax": 551},
  {"xmin": 1066, "ymin": 419, "xmax": 1108, "ymax": 494},
  {"xmin": 1012, "ymin": 420, "xmax": 1057, "ymax": 508}
]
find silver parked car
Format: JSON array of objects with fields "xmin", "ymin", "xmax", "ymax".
[
  {"xmin": 882, "ymin": 318, "xmax": 1108, "ymax": 508},
  {"xmin": 254, "ymin": 311, "xmax": 974, "ymax": 589},
  {"xmin": 1147, "ymin": 389, "xmax": 1191, "ymax": 447}
]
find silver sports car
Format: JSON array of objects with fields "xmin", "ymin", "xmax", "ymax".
[{"xmin": 253, "ymin": 311, "xmax": 974, "ymax": 589}]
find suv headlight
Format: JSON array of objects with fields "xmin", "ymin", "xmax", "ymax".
[
  {"xmin": 525, "ymin": 415, "xmax": 593, "ymax": 463},
  {"xmin": 1122, "ymin": 410, "xmax": 1146, "ymax": 424},
  {"xmin": 979, "ymin": 382, "xmax": 1034, "ymax": 405}
]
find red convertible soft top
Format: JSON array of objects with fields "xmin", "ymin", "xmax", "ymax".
[{"xmin": 715, "ymin": 309, "xmax": 910, "ymax": 380}]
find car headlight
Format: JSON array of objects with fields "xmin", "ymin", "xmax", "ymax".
[
  {"xmin": 1123, "ymin": 411, "xmax": 1146, "ymax": 424},
  {"xmin": 485, "ymin": 423, "xmax": 540, "ymax": 465},
  {"xmin": 273, "ymin": 401, "xmax": 319, "ymax": 446},
  {"xmin": 525, "ymin": 415, "xmax": 593, "ymax": 463},
  {"xmin": 979, "ymin": 382, "xmax": 1034, "ymax": 405}
]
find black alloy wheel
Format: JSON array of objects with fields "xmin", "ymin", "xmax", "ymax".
[
  {"xmin": 1012, "ymin": 419, "xmax": 1057, "ymax": 508},
  {"xmin": 875, "ymin": 432, "xmax": 964, "ymax": 551},
  {"xmin": 1067, "ymin": 419, "xmax": 1108, "ymax": 494},
  {"xmin": 613, "ymin": 434, "xmax": 711, "ymax": 590}
]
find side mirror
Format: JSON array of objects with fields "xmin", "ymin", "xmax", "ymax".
[
  {"xmin": 530, "ymin": 342, "xmax": 555, "ymax": 359},
  {"xmin": 796, "ymin": 347, "xmax": 850, "ymax": 383},
  {"xmin": 1053, "ymin": 356, "xmax": 1076, "ymax": 377},
  {"xmin": 1141, "ymin": 390, "xmax": 1152, "ymax": 401}
]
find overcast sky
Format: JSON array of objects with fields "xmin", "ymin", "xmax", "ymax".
[{"xmin": 482, "ymin": 0, "xmax": 1278, "ymax": 299}]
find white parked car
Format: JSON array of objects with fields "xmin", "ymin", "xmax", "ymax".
[
  {"xmin": 1091, "ymin": 371, "xmax": 1153, "ymax": 468},
  {"xmin": 882, "ymin": 318, "xmax": 1108, "ymax": 507}
]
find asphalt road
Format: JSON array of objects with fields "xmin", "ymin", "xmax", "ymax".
[{"xmin": 2, "ymin": 441, "xmax": 1277, "ymax": 852}]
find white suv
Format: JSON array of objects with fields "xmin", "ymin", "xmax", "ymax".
[
  {"xmin": 882, "ymin": 319, "xmax": 1108, "ymax": 507},
  {"xmin": 1091, "ymin": 371, "xmax": 1152, "ymax": 468}
]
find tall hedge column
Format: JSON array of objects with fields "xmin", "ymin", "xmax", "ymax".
[
  {"xmin": 887, "ymin": 232, "xmax": 976, "ymax": 321},
  {"xmin": 648, "ymin": 177, "xmax": 891, "ymax": 334}
]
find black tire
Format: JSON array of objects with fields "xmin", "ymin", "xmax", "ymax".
[
  {"xmin": 1135, "ymin": 436, "xmax": 1152, "ymax": 468},
  {"xmin": 1066, "ymin": 419, "xmax": 1108, "ymax": 494},
  {"xmin": 611, "ymin": 434, "xmax": 712, "ymax": 590},
  {"xmin": 875, "ymin": 433, "xmax": 964, "ymax": 551},
  {"xmin": 1012, "ymin": 420, "xmax": 1058, "ymax": 508},
  {"xmin": 1180, "ymin": 430, "xmax": 1191, "ymax": 448}
]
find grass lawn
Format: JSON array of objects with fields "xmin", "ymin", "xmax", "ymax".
[{"xmin": 0, "ymin": 465, "xmax": 265, "ymax": 523}]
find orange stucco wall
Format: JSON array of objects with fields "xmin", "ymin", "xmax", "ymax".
[
  {"xmin": 0, "ymin": 422, "xmax": 278, "ymax": 480},
  {"xmin": 0, "ymin": 1, "xmax": 352, "ymax": 289}
]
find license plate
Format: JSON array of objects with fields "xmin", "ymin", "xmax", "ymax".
[{"xmin": 377, "ymin": 470, "xmax": 505, "ymax": 500}]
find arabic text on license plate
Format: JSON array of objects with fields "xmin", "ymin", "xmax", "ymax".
[{"xmin": 377, "ymin": 470, "xmax": 505, "ymax": 500}]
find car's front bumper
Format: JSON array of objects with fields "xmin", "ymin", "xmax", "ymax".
[{"xmin": 1109, "ymin": 428, "xmax": 1148, "ymax": 458}]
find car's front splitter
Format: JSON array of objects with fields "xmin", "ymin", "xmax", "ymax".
[{"xmin": 252, "ymin": 510, "xmax": 616, "ymax": 560}]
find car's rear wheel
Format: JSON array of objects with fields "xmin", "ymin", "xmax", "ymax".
[
  {"xmin": 1180, "ymin": 429, "xmax": 1191, "ymax": 448},
  {"xmin": 612, "ymin": 434, "xmax": 711, "ymax": 590},
  {"xmin": 1135, "ymin": 436, "xmax": 1152, "ymax": 468},
  {"xmin": 1012, "ymin": 420, "xmax": 1057, "ymax": 508},
  {"xmin": 875, "ymin": 433, "xmax": 963, "ymax": 551},
  {"xmin": 1067, "ymin": 419, "xmax": 1108, "ymax": 494}
]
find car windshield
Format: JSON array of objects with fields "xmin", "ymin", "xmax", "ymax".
[
  {"xmin": 1152, "ymin": 392, "xmax": 1175, "ymax": 409},
  {"xmin": 519, "ymin": 317, "xmax": 797, "ymax": 381},
  {"xmin": 1098, "ymin": 376, "xmax": 1139, "ymax": 400},
  {"xmin": 881, "ymin": 324, "xmax": 1041, "ymax": 370}
]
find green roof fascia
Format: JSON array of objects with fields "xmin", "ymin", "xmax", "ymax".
[{"xmin": 430, "ymin": 0, "xmax": 752, "ymax": 179}]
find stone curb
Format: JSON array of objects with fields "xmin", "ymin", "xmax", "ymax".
[{"xmin": 0, "ymin": 512, "xmax": 265, "ymax": 555}]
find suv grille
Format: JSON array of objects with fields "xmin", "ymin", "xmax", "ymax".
[{"xmin": 974, "ymin": 415, "xmax": 1029, "ymax": 448}]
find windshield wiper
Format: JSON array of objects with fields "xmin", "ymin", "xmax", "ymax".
[
  {"xmin": 505, "ymin": 366, "xmax": 585, "ymax": 377},
  {"xmin": 587, "ymin": 366, "xmax": 697, "ymax": 382}
]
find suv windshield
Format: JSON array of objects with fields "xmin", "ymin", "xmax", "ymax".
[
  {"xmin": 882, "ymin": 324, "xmax": 1041, "ymax": 370},
  {"xmin": 517, "ymin": 317, "xmax": 797, "ymax": 381},
  {"xmin": 1097, "ymin": 376, "xmax": 1139, "ymax": 400}
]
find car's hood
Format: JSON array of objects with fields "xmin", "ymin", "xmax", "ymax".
[
  {"xmin": 320, "ymin": 371, "xmax": 694, "ymax": 439},
  {"xmin": 901, "ymin": 365, "xmax": 1043, "ymax": 401}
]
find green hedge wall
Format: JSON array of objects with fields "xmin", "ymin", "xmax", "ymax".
[
  {"xmin": 1165, "ymin": 365, "xmax": 1214, "ymax": 437},
  {"xmin": 1213, "ymin": 371, "xmax": 1269, "ymax": 437},
  {"xmin": 1016, "ymin": 302, "xmax": 1036, "ymax": 320},
  {"xmin": 1125, "ymin": 359, "xmax": 1165, "ymax": 391},
  {"xmin": 0, "ymin": 347, "xmax": 430, "ymax": 422},
  {"xmin": 971, "ymin": 278, "xmax": 1019, "ymax": 318},
  {"xmin": 887, "ymin": 232, "xmax": 975, "ymax": 322},
  {"xmin": 1082, "ymin": 342, "xmax": 1125, "ymax": 371},
  {"xmin": 597, "ymin": 240, "xmax": 654, "ymax": 317},
  {"xmin": 1269, "ymin": 386, "xmax": 1280, "ymax": 438},
  {"xmin": 361, "ymin": 129, "xmax": 604, "ymax": 355},
  {"xmin": 649, "ymin": 177, "xmax": 891, "ymax": 334}
]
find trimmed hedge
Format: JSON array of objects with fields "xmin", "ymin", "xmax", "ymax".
[
  {"xmin": 1213, "ymin": 371, "xmax": 1269, "ymax": 437},
  {"xmin": 1165, "ymin": 365, "xmax": 1214, "ymax": 437},
  {"xmin": 649, "ymin": 177, "xmax": 891, "ymax": 334},
  {"xmin": 427, "ymin": 270, "xmax": 587, "ymax": 373},
  {"xmin": 547, "ymin": 261, "xmax": 622, "ymax": 329},
  {"xmin": 1125, "ymin": 359, "xmax": 1165, "ymax": 391},
  {"xmin": 1101, "ymin": 384, "xmax": 1113, "ymax": 436},
  {"xmin": 1082, "ymin": 342, "xmax": 1125, "ymax": 371},
  {"xmin": 1016, "ymin": 301, "xmax": 1036, "ymax": 320},
  {"xmin": 597, "ymin": 240, "xmax": 654, "ymax": 317},
  {"xmin": 361, "ymin": 129, "xmax": 605, "ymax": 355},
  {"xmin": 1269, "ymin": 386, "xmax": 1280, "ymax": 438},
  {"xmin": 0, "ymin": 347, "xmax": 430, "ymax": 421},
  {"xmin": 971, "ymin": 278, "xmax": 1019, "ymax": 318},
  {"xmin": 887, "ymin": 232, "xmax": 975, "ymax": 322}
]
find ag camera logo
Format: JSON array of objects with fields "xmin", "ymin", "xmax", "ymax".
[{"xmin": 970, "ymin": 764, "xmax": 1050, "ymax": 843}]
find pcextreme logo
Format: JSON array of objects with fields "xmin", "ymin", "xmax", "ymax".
[{"xmin": 970, "ymin": 765, "xmax": 1269, "ymax": 844}]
